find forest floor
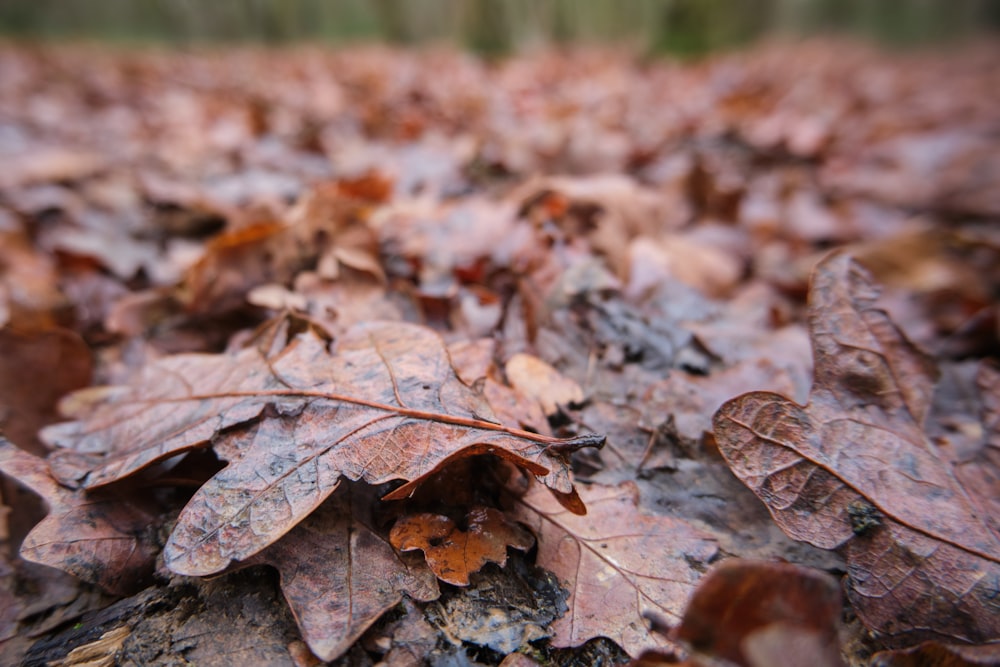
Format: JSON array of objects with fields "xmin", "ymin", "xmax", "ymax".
[{"xmin": 0, "ymin": 38, "xmax": 999, "ymax": 666}]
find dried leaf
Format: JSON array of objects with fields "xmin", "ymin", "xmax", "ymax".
[
  {"xmin": 871, "ymin": 640, "xmax": 1000, "ymax": 666},
  {"xmin": 45, "ymin": 320, "xmax": 601, "ymax": 575},
  {"xmin": 247, "ymin": 483, "xmax": 439, "ymax": 662},
  {"xmin": 43, "ymin": 342, "xmax": 278, "ymax": 488},
  {"xmin": 508, "ymin": 480, "xmax": 718, "ymax": 656},
  {"xmin": 0, "ymin": 327, "xmax": 91, "ymax": 455},
  {"xmin": 713, "ymin": 251, "xmax": 1000, "ymax": 643},
  {"xmin": 390, "ymin": 506, "xmax": 535, "ymax": 585},
  {"xmin": 672, "ymin": 559, "xmax": 843, "ymax": 667},
  {"xmin": 0, "ymin": 440, "xmax": 158, "ymax": 595},
  {"xmin": 505, "ymin": 353, "xmax": 584, "ymax": 417}
]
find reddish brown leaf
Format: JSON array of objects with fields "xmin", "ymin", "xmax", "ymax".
[
  {"xmin": 0, "ymin": 440, "xmax": 158, "ymax": 595},
  {"xmin": 42, "ymin": 341, "xmax": 278, "ymax": 488},
  {"xmin": 672, "ymin": 559, "xmax": 843, "ymax": 667},
  {"xmin": 390, "ymin": 506, "xmax": 535, "ymax": 585},
  {"xmin": 871, "ymin": 640, "xmax": 1000, "ymax": 666},
  {"xmin": 46, "ymin": 319, "xmax": 601, "ymax": 576},
  {"xmin": 0, "ymin": 327, "xmax": 91, "ymax": 455},
  {"xmin": 640, "ymin": 357, "xmax": 801, "ymax": 451},
  {"xmin": 508, "ymin": 480, "xmax": 718, "ymax": 656},
  {"xmin": 713, "ymin": 251, "xmax": 1000, "ymax": 644},
  {"xmin": 0, "ymin": 228, "xmax": 66, "ymax": 331},
  {"xmin": 246, "ymin": 483, "xmax": 439, "ymax": 662}
]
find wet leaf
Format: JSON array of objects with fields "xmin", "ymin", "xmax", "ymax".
[
  {"xmin": 390, "ymin": 506, "xmax": 535, "ymax": 585},
  {"xmin": 246, "ymin": 483, "xmax": 439, "ymax": 662},
  {"xmin": 0, "ymin": 440, "xmax": 158, "ymax": 595},
  {"xmin": 672, "ymin": 559, "xmax": 843, "ymax": 667},
  {"xmin": 45, "ymin": 319, "xmax": 601, "ymax": 576},
  {"xmin": 0, "ymin": 327, "xmax": 91, "ymax": 455},
  {"xmin": 713, "ymin": 251, "xmax": 1000, "ymax": 643},
  {"xmin": 508, "ymin": 480, "xmax": 718, "ymax": 656},
  {"xmin": 871, "ymin": 640, "xmax": 1000, "ymax": 666},
  {"xmin": 42, "ymin": 341, "xmax": 279, "ymax": 488}
]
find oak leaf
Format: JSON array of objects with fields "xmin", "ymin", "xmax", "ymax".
[
  {"xmin": 43, "ymin": 320, "xmax": 601, "ymax": 576},
  {"xmin": 390, "ymin": 506, "xmax": 535, "ymax": 585},
  {"xmin": 713, "ymin": 251, "xmax": 1000, "ymax": 644},
  {"xmin": 507, "ymin": 479, "xmax": 718, "ymax": 657},
  {"xmin": 245, "ymin": 483, "xmax": 439, "ymax": 662},
  {"xmin": 0, "ymin": 439, "xmax": 158, "ymax": 595}
]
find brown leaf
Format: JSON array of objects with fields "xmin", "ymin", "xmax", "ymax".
[
  {"xmin": 42, "ymin": 341, "xmax": 278, "ymax": 488},
  {"xmin": 0, "ymin": 228, "xmax": 67, "ymax": 331},
  {"xmin": 640, "ymin": 357, "xmax": 801, "ymax": 451},
  {"xmin": 713, "ymin": 251, "xmax": 1000, "ymax": 644},
  {"xmin": 46, "ymin": 320, "xmax": 602, "ymax": 576},
  {"xmin": 672, "ymin": 559, "xmax": 843, "ymax": 667},
  {"xmin": 505, "ymin": 353, "xmax": 584, "ymax": 417},
  {"xmin": 507, "ymin": 480, "xmax": 718, "ymax": 657},
  {"xmin": 0, "ymin": 440, "xmax": 158, "ymax": 595},
  {"xmin": 390, "ymin": 506, "xmax": 534, "ymax": 585},
  {"xmin": 871, "ymin": 640, "xmax": 1000, "ymax": 666},
  {"xmin": 0, "ymin": 327, "xmax": 91, "ymax": 455},
  {"xmin": 246, "ymin": 483, "xmax": 439, "ymax": 662}
]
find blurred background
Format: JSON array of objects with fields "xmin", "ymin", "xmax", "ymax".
[{"xmin": 1, "ymin": 0, "xmax": 998, "ymax": 54}]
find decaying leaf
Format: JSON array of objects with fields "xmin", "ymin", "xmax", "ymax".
[
  {"xmin": 246, "ymin": 483, "xmax": 439, "ymax": 662},
  {"xmin": 0, "ymin": 327, "xmax": 91, "ymax": 455},
  {"xmin": 671, "ymin": 559, "xmax": 844, "ymax": 667},
  {"xmin": 44, "ymin": 320, "xmax": 601, "ymax": 576},
  {"xmin": 0, "ymin": 440, "xmax": 158, "ymax": 595},
  {"xmin": 871, "ymin": 640, "xmax": 1000, "ymax": 666},
  {"xmin": 713, "ymin": 251, "xmax": 1000, "ymax": 644},
  {"xmin": 390, "ymin": 506, "xmax": 535, "ymax": 585},
  {"xmin": 42, "ymin": 341, "xmax": 279, "ymax": 488},
  {"xmin": 507, "ymin": 479, "xmax": 718, "ymax": 656},
  {"xmin": 505, "ymin": 353, "xmax": 585, "ymax": 417}
]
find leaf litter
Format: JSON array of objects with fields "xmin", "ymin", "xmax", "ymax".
[{"xmin": 0, "ymin": 38, "xmax": 999, "ymax": 665}]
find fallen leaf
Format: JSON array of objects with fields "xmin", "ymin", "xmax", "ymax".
[
  {"xmin": 713, "ymin": 251, "xmax": 1000, "ymax": 644},
  {"xmin": 671, "ymin": 559, "xmax": 843, "ymax": 667},
  {"xmin": 640, "ymin": 358, "xmax": 800, "ymax": 452},
  {"xmin": 246, "ymin": 483, "xmax": 439, "ymax": 662},
  {"xmin": 505, "ymin": 353, "xmax": 584, "ymax": 417},
  {"xmin": 42, "ymin": 339, "xmax": 280, "ymax": 488},
  {"xmin": 871, "ymin": 640, "xmax": 1000, "ymax": 666},
  {"xmin": 0, "ymin": 440, "xmax": 158, "ymax": 595},
  {"xmin": 390, "ymin": 506, "xmax": 534, "ymax": 585},
  {"xmin": 0, "ymin": 327, "xmax": 91, "ymax": 455},
  {"xmin": 44, "ymin": 319, "xmax": 602, "ymax": 576},
  {"xmin": 507, "ymin": 479, "xmax": 718, "ymax": 656}
]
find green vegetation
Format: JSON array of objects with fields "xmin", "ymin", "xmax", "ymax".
[{"xmin": 0, "ymin": 0, "xmax": 996, "ymax": 54}]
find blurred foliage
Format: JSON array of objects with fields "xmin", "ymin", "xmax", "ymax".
[{"xmin": 0, "ymin": 0, "xmax": 996, "ymax": 54}]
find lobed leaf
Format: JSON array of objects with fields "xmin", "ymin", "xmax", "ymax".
[
  {"xmin": 713, "ymin": 251, "xmax": 1000, "ymax": 643},
  {"xmin": 43, "ymin": 318, "xmax": 601, "ymax": 576},
  {"xmin": 245, "ymin": 483, "xmax": 439, "ymax": 662},
  {"xmin": 390, "ymin": 506, "xmax": 535, "ymax": 586},
  {"xmin": 0, "ymin": 439, "xmax": 158, "ymax": 595},
  {"xmin": 508, "ymin": 480, "xmax": 718, "ymax": 657}
]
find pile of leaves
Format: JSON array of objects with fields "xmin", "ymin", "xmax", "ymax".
[{"xmin": 1, "ymin": 38, "xmax": 999, "ymax": 666}]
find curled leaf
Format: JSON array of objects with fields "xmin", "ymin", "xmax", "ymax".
[{"xmin": 672, "ymin": 559, "xmax": 843, "ymax": 667}]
